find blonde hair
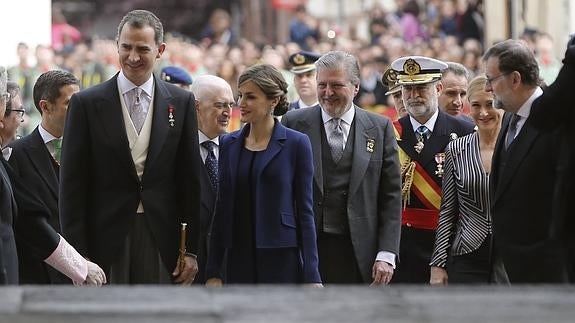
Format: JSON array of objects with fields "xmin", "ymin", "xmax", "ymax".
[{"xmin": 466, "ymin": 74, "xmax": 487, "ymax": 102}]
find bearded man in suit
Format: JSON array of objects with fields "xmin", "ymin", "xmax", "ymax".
[
  {"xmin": 282, "ymin": 50, "xmax": 401, "ymax": 285},
  {"xmin": 389, "ymin": 56, "xmax": 474, "ymax": 284}
]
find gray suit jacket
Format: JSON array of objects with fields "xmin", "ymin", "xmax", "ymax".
[{"xmin": 282, "ymin": 105, "xmax": 402, "ymax": 282}]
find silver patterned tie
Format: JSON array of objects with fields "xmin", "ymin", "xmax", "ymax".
[
  {"xmin": 129, "ymin": 87, "xmax": 146, "ymax": 134},
  {"xmin": 328, "ymin": 118, "xmax": 345, "ymax": 162}
]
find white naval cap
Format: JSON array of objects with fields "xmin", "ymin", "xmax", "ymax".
[{"xmin": 390, "ymin": 56, "xmax": 448, "ymax": 85}]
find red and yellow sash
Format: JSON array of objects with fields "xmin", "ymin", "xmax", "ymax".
[{"xmin": 393, "ymin": 121, "xmax": 442, "ymax": 211}]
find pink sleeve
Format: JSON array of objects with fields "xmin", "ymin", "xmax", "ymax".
[{"xmin": 44, "ymin": 235, "xmax": 88, "ymax": 284}]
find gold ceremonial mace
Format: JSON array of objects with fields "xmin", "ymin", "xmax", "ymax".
[{"xmin": 178, "ymin": 223, "xmax": 187, "ymax": 273}]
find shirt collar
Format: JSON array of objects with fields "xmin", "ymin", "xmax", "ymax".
[
  {"xmin": 118, "ymin": 70, "xmax": 154, "ymax": 98},
  {"xmin": 321, "ymin": 104, "xmax": 355, "ymax": 125},
  {"xmin": 38, "ymin": 124, "xmax": 60, "ymax": 144},
  {"xmin": 298, "ymin": 99, "xmax": 319, "ymax": 109},
  {"xmin": 409, "ymin": 109, "xmax": 439, "ymax": 132},
  {"xmin": 516, "ymin": 87, "xmax": 543, "ymax": 119},
  {"xmin": 198, "ymin": 131, "xmax": 219, "ymax": 146}
]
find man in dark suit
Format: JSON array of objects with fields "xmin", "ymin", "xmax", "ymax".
[
  {"xmin": 529, "ymin": 36, "xmax": 575, "ymax": 281},
  {"xmin": 0, "ymin": 65, "xmax": 18, "ymax": 285},
  {"xmin": 287, "ymin": 51, "xmax": 320, "ymax": 111},
  {"xmin": 189, "ymin": 75, "xmax": 233, "ymax": 283},
  {"xmin": 8, "ymin": 70, "xmax": 79, "ymax": 284},
  {"xmin": 388, "ymin": 56, "xmax": 475, "ymax": 283},
  {"xmin": 282, "ymin": 50, "xmax": 402, "ymax": 285},
  {"xmin": 60, "ymin": 9, "xmax": 201, "ymax": 285},
  {"xmin": 485, "ymin": 39, "xmax": 568, "ymax": 283}
]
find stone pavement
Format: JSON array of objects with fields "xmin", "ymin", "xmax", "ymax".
[{"xmin": 1, "ymin": 285, "xmax": 575, "ymax": 322}]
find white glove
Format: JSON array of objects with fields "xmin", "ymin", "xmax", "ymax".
[{"xmin": 44, "ymin": 235, "xmax": 105, "ymax": 286}]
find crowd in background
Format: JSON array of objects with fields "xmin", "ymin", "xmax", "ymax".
[{"xmin": 6, "ymin": 0, "xmax": 561, "ymax": 136}]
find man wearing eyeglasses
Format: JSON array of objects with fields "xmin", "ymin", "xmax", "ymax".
[
  {"xmin": 1, "ymin": 82, "xmax": 25, "ymax": 159},
  {"xmin": 190, "ymin": 75, "xmax": 233, "ymax": 284},
  {"xmin": 389, "ymin": 56, "xmax": 474, "ymax": 284},
  {"xmin": 0, "ymin": 65, "xmax": 19, "ymax": 284},
  {"xmin": 485, "ymin": 39, "xmax": 568, "ymax": 284}
]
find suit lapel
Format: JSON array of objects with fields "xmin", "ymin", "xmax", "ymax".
[
  {"xmin": 25, "ymin": 129, "xmax": 59, "ymax": 198},
  {"xmin": 419, "ymin": 112, "xmax": 450, "ymax": 166},
  {"xmin": 255, "ymin": 121, "xmax": 286, "ymax": 178},
  {"xmin": 397, "ymin": 116, "xmax": 419, "ymax": 158},
  {"xmin": 490, "ymin": 113, "xmax": 511, "ymax": 195},
  {"xmin": 495, "ymin": 116, "xmax": 539, "ymax": 201},
  {"xmin": 227, "ymin": 125, "xmax": 248, "ymax": 193},
  {"xmin": 95, "ymin": 75, "xmax": 139, "ymax": 181},
  {"xmin": 301, "ymin": 107, "xmax": 324, "ymax": 195},
  {"xmin": 146, "ymin": 78, "xmax": 171, "ymax": 171},
  {"xmin": 349, "ymin": 108, "xmax": 376, "ymax": 197}
]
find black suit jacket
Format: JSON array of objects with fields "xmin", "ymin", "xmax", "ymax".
[
  {"xmin": 0, "ymin": 159, "xmax": 18, "ymax": 284},
  {"xmin": 59, "ymin": 74, "xmax": 201, "ymax": 274},
  {"xmin": 490, "ymin": 111, "xmax": 567, "ymax": 283},
  {"xmin": 196, "ymin": 156, "xmax": 217, "ymax": 283},
  {"xmin": 8, "ymin": 128, "xmax": 69, "ymax": 283}
]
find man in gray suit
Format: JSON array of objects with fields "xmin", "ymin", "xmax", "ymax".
[{"xmin": 282, "ymin": 50, "xmax": 402, "ymax": 285}]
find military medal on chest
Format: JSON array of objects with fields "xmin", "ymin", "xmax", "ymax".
[
  {"xmin": 434, "ymin": 133, "xmax": 458, "ymax": 178},
  {"xmin": 414, "ymin": 140, "xmax": 424, "ymax": 154},
  {"xmin": 434, "ymin": 152, "xmax": 445, "ymax": 177}
]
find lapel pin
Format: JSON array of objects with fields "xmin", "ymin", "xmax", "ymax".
[
  {"xmin": 168, "ymin": 105, "xmax": 175, "ymax": 127},
  {"xmin": 366, "ymin": 138, "xmax": 375, "ymax": 153}
]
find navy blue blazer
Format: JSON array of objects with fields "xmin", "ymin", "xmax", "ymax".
[{"xmin": 207, "ymin": 120, "xmax": 321, "ymax": 283}]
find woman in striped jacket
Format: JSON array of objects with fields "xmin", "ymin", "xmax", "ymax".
[{"xmin": 429, "ymin": 75, "xmax": 503, "ymax": 284}]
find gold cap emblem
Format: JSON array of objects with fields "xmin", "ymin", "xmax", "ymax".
[
  {"xmin": 383, "ymin": 69, "xmax": 399, "ymax": 87},
  {"xmin": 293, "ymin": 53, "xmax": 305, "ymax": 65},
  {"xmin": 403, "ymin": 58, "xmax": 421, "ymax": 76}
]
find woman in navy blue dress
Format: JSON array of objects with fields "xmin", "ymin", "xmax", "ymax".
[{"xmin": 206, "ymin": 64, "xmax": 321, "ymax": 285}]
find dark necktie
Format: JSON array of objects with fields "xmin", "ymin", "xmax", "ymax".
[
  {"xmin": 328, "ymin": 118, "xmax": 345, "ymax": 162},
  {"xmin": 416, "ymin": 125, "xmax": 431, "ymax": 142},
  {"xmin": 201, "ymin": 141, "xmax": 218, "ymax": 191},
  {"xmin": 505, "ymin": 114, "xmax": 521, "ymax": 150}
]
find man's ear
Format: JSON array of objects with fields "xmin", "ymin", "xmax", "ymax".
[
  {"xmin": 435, "ymin": 81, "xmax": 443, "ymax": 94},
  {"xmin": 39, "ymin": 99, "xmax": 50, "ymax": 115}
]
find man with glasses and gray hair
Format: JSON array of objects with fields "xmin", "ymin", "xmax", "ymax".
[
  {"xmin": 485, "ymin": 39, "xmax": 568, "ymax": 283},
  {"xmin": 1, "ymin": 82, "xmax": 25, "ymax": 159},
  {"xmin": 0, "ymin": 65, "xmax": 19, "ymax": 284}
]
